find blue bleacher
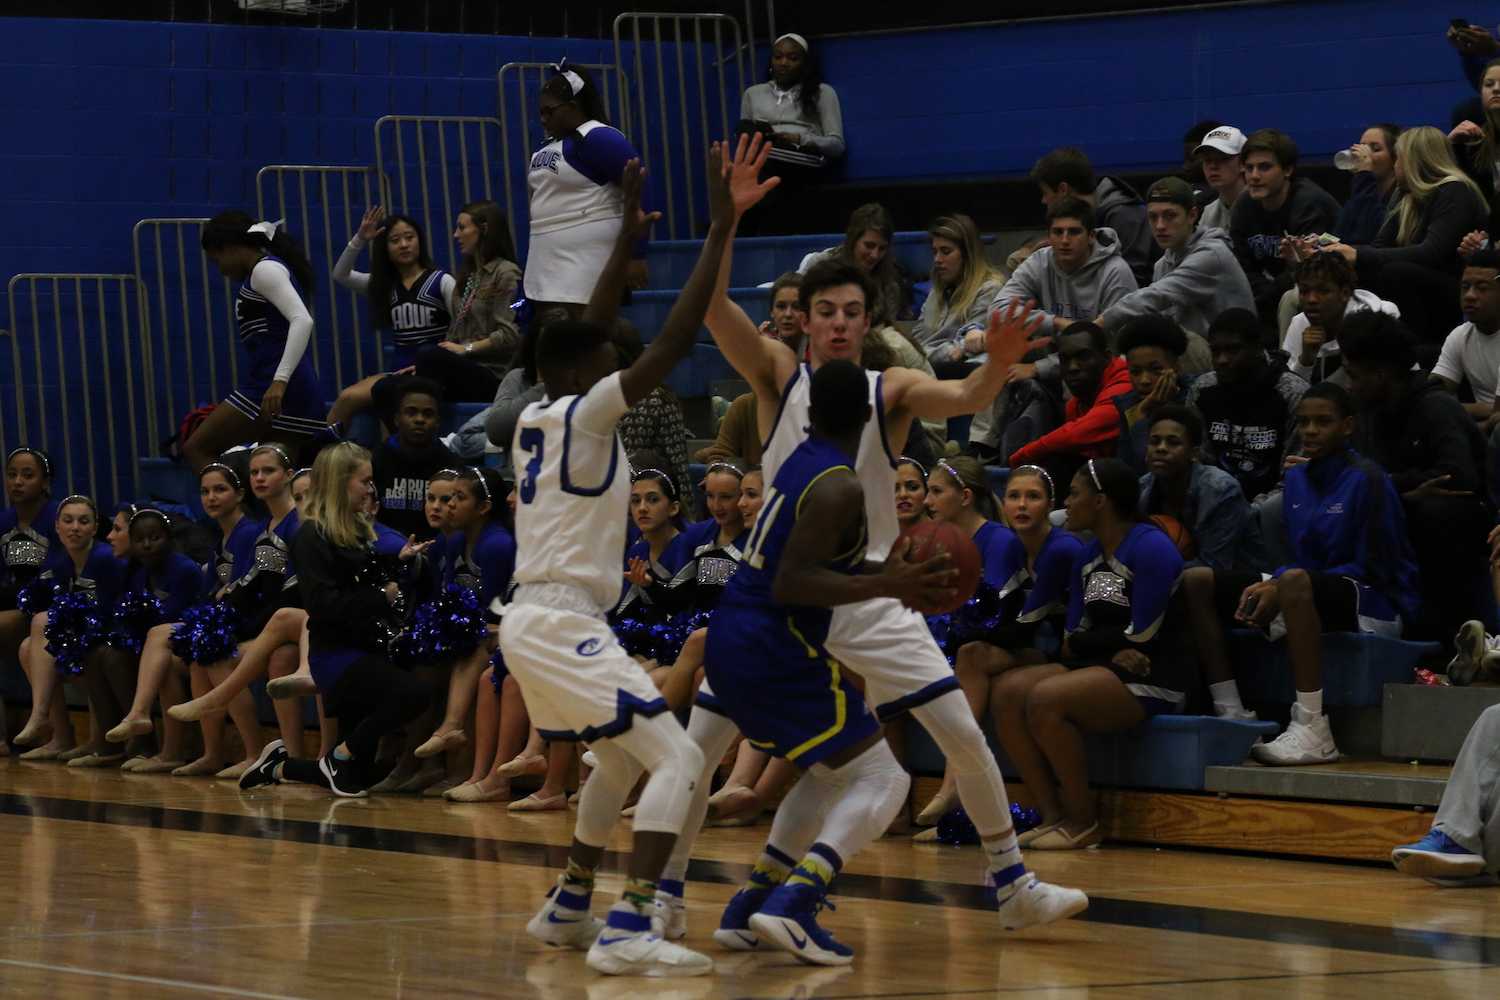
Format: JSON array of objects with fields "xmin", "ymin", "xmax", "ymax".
[
  {"xmin": 621, "ymin": 286, "xmax": 772, "ymax": 343},
  {"xmin": 644, "ymin": 231, "xmax": 938, "ymax": 290},
  {"xmin": 1231, "ymin": 631, "xmax": 1440, "ymax": 707}
]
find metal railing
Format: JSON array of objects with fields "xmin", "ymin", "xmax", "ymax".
[
  {"xmin": 256, "ymin": 164, "xmax": 385, "ymax": 388},
  {"xmin": 373, "ymin": 115, "xmax": 504, "ymax": 274},
  {"xmin": 613, "ymin": 12, "xmax": 747, "ymax": 241},
  {"xmin": 131, "ymin": 218, "xmax": 238, "ymax": 451},
  {"xmin": 495, "ymin": 61, "xmax": 631, "ymax": 258},
  {"xmin": 4, "ymin": 274, "xmax": 148, "ymax": 505}
]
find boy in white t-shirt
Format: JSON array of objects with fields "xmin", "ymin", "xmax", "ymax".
[
  {"xmin": 1281, "ymin": 252, "xmax": 1398, "ymax": 385},
  {"xmin": 1432, "ymin": 251, "xmax": 1500, "ymax": 431}
]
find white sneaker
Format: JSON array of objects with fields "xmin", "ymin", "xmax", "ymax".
[
  {"xmin": 585, "ymin": 904, "xmax": 713, "ymax": 977},
  {"xmin": 1251, "ymin": 707, "xmax": 1339, "ymax": 766},
  {"xmin": 994, "ymin": 874, "xmax": 1089, "ymax": 930},
  {"xmin": 654, "ymin": 890, "xmax": 687, "ymax": 940},
  {"xmin": 526, "ymin": 875, "xmax": 604, "ymax": 950}
]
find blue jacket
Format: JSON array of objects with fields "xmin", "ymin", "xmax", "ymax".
[
  {"xmin": 1111, "ymin": 380, "xmax": 1194, "ymax": 476},
  {"xmin": 1278, "ymin": 448, "xmax": 1418, "ymax": 626},
  {"xmin": 1139, "ymin": 464, "xmax": 1265, "ymax": 573},
  {"xmin": 1333, "ymin": 171, "xmax": 1394, "ymax": 248}
]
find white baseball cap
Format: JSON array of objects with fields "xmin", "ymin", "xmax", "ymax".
[{"xmin": 1193, "ymin": 125, "xmax": 1246, "ymax": 157}]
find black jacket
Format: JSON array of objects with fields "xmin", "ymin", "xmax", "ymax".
[
  {"xmin": 1230, "ymin": 178, "xmax": 1342, "ymax": 301},
  {"xmin": 372, "ymin": 438, "xmax": 457, "ymax": 541},
  {"xmin": 291, "ymin": 521, "xmax": 401, "ymax": 655},
  {"xmin": 1353, "ymin": 375, "xmax": 1489, "ymax": 497},
  {"xmin": 1187, "ymin": 364, "xmax": 1309, "ymax": 501},
  {"xmin": 1357, "ymin": 181, "xmax": 1488, "ymax": 277}
]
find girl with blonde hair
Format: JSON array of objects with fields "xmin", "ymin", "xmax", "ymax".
[{"xmin": 911, "ymin": 213, "xmax": 1005, "ymax": 375}]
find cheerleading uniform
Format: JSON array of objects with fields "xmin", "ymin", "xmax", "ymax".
[
  {"xmin": 34, "ymin": 542, "xmax": 128, "ymax": 674},
  {"xmin": 443, "ymin": 522, "xmax": 516, "ymax": 614},
  {"xmin": 332, "ymin": 239, "xmax": 456, "ymax": 370},
  {"xmin": 221, "ymin": 509, "xmax": 301, "ymax": 638},
  {"xmin": 222, "ymin": 256, "xmax": 327, "ymax": 437},
  {"xmin": 111, "ymin": 553, "xmax": 207, "ymax": 654},
  {"xmin": 610, "ymin": 532, "xmax": 693, "ymax": 662},
  {"xmin": 401, "ymin": 523, "xmax": 515, "ymax": 667},
  {"xmin": 947, "ymin": 525, "xmax": 1084, "ymax": 654},
  {"xmin": 169, "ymin": 516, "xmax": 263, "ymax": 666},
  {"xmin": 524, "ymin": 120, "xmax": 645, "ymax": 305},
  {"xmin": 0, "ymin": 499, "xmax": 59, "ymax": 610},
  {"xmin": 1063, "ymin": 521, "xmax": 1189, "ymax": 715}
]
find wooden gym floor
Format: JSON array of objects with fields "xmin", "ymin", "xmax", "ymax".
[{"xmin": 1, "ymin": 761, "xmax": 1497, "ymax": 999}]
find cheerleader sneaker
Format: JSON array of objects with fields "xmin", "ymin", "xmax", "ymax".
[
  {"xmin": 712, "ymin": 884, "xmax": 773, "ymax": 951},
  {"xmin": 747, "ymin": 882, "xmax": 852, "ymax": 966},
  {"xmin": 526, "ymin": 874, "xmax": 604, "ymax": 950},
  {"xmin": 238, "ymin": 739, "xmax": 288, "ymax": 791},
  {"xmin": 993, "ymin": 873, "xmax": 1089, "ymax": 930},
  {"xmin": 585, "ymin": 902, "xmax": 713, "ymax": 977},
  {"xmin": 1251, "ymin": 705, "xmax": 1339, "ymax": 766}
]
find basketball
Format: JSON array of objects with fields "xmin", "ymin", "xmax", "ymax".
[
  {"xmin": 903, "ymin": 519, "xmax": 981, "ymax": 614},
  {"xmin": 1150, "ymin": 514, "xmax": 1197, "ymax": 559}
]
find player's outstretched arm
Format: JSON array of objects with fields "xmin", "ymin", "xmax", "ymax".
[
  {"xmin": 891, "ymin": 299, "xmax": 1045, "ymax": 421},
  {"xmin": 772, "ymin": 472, "xmax": 957, "ymax": 611},
  {"xmin": 583, "ymin": 158, "xmax": 660, "ymax": 332},
  {"xmin": 619, "ymin": 143, "xmax": 735, "ymax": 407},
  {"xmin": 704, "ymin": 134, "xmax": 798, "ymax": 400}
]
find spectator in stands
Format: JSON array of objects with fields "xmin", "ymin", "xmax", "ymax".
[
  {"xmin": 992, "ymin": 458, "xmax": 1189, "ymax": 849},
  {"xmin": 404, "ymin": 199, "xmax": 521, "ymax": 404},
  {"xmin": 1181, "ymin": 119, "xmax": 1223, "ymax": 187},
  {"xmin": 1008, "ymin": 323, "xmax": 1131, "ymax": 488},
  {"xmin": 910, "ymin": 214, "xmax": 1005, "ymax": 376},
  {"xmin": 1032, "ymin": 147, "xmax": 1156, "ymax": 286},
  {"xmin": 1139, "ymin": 405, "xmax": 1263, "ymax": 572},
  {"xmin": 1110, "ymin": 316, "xmax": 1193, "ymax": 474},
  {"xmin": 1281, "ymin": 252, "xmax": 1398, "ymax": 385},
  {"xmin": 1098, "ymin": 176, "xmax": 1254, "ymax": 350},
  {"xmin": 1182, "ymin": 383, "xmax": 1418, "ymax": 763},
  {"xmin": 1340, "ymin": 312, "xmax": 1491, "ymax": 645},
  {"xmin": 695, "ymin": 393, "xmax": 761, "ymax": 468},
  {"xmin": 527, "ymin": 63, "xmax": 648, "ymax": 311},
  {"xmin": 1392, "ymin": 703, "xmax": 1500, "ymax": 885},
  {"xmin": 759, "ymin": 271, "xmax": 807, "ymax": 351},
  {"xmin": 1229, "ymin": 129, "xmax": 1342, "ymax": 327},
  {"xmin": 1448, "ymin": 19, "xmax": 1499, "ymax": 120},
  {"xmin": 1433, "ymin": 250, "xmax": 1500, "ymax": 435},
  {"xmin": 1324, "ymin": 127, "xmax": 1489, "ymax": 344},
  {"xmin": 371, "ymin": 378, "xmax": 456, "ymax": 541},
  {"xmin": 798, "ymin": 204, "xmax": 913, "ymax": 328},
  {"xmin": 1194, "ymin": 125, "xmax": 1246, "ymax": 233},
  {"xmin": 1333, "ymin": 124, "xmax": 1402, "ymax": 246},
  {"xmin": 1187, "ymin": 309, "xmax": 1309, "ymax": 502},
  {"xmin": 740, "ymin": 33, "xmax": 845, "ymax": 161},
  {"xmin": 1449, "ymin": 58, "xmax": 1500, "ymax": 233}
]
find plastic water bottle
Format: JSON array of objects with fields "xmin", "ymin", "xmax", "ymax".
[{"xmin": 1333, "ymin": 148, "xmax": 1358, "ymax": 171}]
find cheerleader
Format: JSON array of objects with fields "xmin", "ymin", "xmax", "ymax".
[
  {"xmin": 184, "ymin": 213, "xmax": 328, "ymax": 472},
  {"xmin": 12, "ymin": 496, "xmax": 126, "ymax": 760},
  {"xmin": 611, "ymin": 467, "xmax": 687, "ymax": 659},
  {"xmin": 327, "ymin": 207, "xmax": 456, "ymax": 427},
  {"xmin": 894, "ymin": 456, "xmax": 929, "ymax": 533},
  {"xmin": 105, "ymin": 463, "xmax": 261, "ymax": 774},
  {"xmin": 526, "ymin": 62, "xmax": 649, "ymax": 312},
  {"xmin": 916, "ymin": 464, "xmax": 1084, "ymax": 826},
  {"xmin": 1, "ymin": 448, "xmax": 59, "ymax": 666},
  {"xmin": 992, "ymin": 458, "xmax": 1190, "ymax": 850},
  {"xmin": 412, "ymin": 467, "xmax": 515, "ymax": 762},
  {"xmin": 238, "ymin": 442, "xmax": 431, "ymax": 797},
  {"xmin": 168, "ymin": 445, "xmax": 310, "ymax": 759}
]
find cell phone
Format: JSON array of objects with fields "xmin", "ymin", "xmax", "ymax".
[{"xmin": 1453, "ymin": 17, "xmax": 1472, "ymax": 30}]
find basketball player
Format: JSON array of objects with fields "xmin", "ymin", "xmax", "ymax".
[
  {"xmin": 706, "ymin": 359, "xmax": 957, "ymax": 966},
  {"xmin": 656, "ymin": 136, "xmax": 1089, "ymax": 943},
  {"xmin": 500, "ymin": 141, "xmax": 758, "ymax": 977}
]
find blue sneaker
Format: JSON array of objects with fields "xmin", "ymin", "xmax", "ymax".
[
  {"xmin": 1392, "ymin": 830, "xmax": 1487, "ymax": 879},
  {"xmin": 747, "ymin": 881, "xmax": 852, "ymax": 966},
  {"xmin": 712, "ymin": 885, "xmax": 771, "ymax": 951}
]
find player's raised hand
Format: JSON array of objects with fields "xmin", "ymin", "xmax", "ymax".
[
  {"xmin": 619, "ymin": 158, "xmax": 663, "ymax": 243},
  {"xmin": 984, "ymin": 299, "xmax": 1046, "ymax": 370},
  {"xmin": 725, "ymin": 133, "xmax": 781, "ymax": 220},
  {"xmin": 705, "ymin": 141, "xmax": 732, "ymax": 227}
]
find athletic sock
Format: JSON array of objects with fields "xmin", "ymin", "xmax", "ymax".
[
  {"xmin": 622, "ymin": 877, "xmax": 657, "ymax": 912},
  {"xmin": 983, "ymin": 829, "xmax": 1026, "ymax": 900},
  {"xmin": 785, "ymin": 843, "xmax": 841, "ymax": 893},
  {"xmin": 749, "ymin": 844, "xmax": 796, "ymax": 891},
  {"xmin": 1209, "ymin": 679, "xmax": 1245, "ymax": 717},
  {"xmin": 1294, "ymin": 689, "xmax": 1324, "ymax": 720},
  {"xmin": 563, "ymin": 857, "xmax": 596, "ymax": 893},
  {"xmin": 657, "ymin": 878, "xmax": 684, "ymax": 900}
]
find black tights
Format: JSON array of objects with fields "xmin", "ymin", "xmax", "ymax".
[{"xmin": 283, "ymin": 653, "xmax": 429, "ymax": 789}]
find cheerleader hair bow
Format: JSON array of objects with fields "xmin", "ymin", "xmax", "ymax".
[
  {"xmin": 551, "ymin": 57, "xmax": 585, "ymax": 96},
  {"xmin": 247, "ymin": 219, "xmax": 285, "ymax": 240}
]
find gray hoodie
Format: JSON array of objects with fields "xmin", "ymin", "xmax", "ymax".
[
  {"xmin": 1098, "ymin": 226, "xmax": 1254, "ymax": 337},
  {"xmin": 995, "ymin": 226, "xmax": 1139, "ymax": 341},
  {"xmin": 911, "ymin": 275, "xmax": 1005, "ymax": 363},
  {"xmin": 1094, "ymin": 176, "xmax": 1158, "ymax": 286}
]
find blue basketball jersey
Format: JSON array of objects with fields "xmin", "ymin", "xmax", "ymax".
[{"xmin": 721, "ymin": 437, "xmax": 866, "ymax": 640}]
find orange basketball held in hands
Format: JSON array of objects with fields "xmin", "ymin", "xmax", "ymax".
[
  {"xmin": 1149, "ymin": 514, "xmax": 1197, "ymax": 559},
  {"xmin": 902, "ymin": 520, "xmax": 981, "ymax": 615}
]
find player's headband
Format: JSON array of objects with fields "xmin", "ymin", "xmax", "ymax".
[
  {"xmin": 1010, "ymin": 464, "xmax": 1055, "ymax": 499},
  {"xmin": 5, "ymin": 447, "xmax": 53, "ymax": 479},
  {"xmin": 200, "ymin": 463, "xmax": 243, "ymax": 491}
]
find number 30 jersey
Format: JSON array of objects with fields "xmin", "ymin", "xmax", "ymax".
[{"xmin": 510, "ymin": 371, "xmax": 631, "ymax": 613}]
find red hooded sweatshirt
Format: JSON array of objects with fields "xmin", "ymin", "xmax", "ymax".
[{"xmin": 1009, "ymin": 355, "xmax": 1132, "ymax": 465}]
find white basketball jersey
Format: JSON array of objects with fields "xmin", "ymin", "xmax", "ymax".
[
  {"xmin": 511, "ymin": 371, "xmax": 630, "ymax": 612},
  {"xmin": 761, "ymin": 365, "xmax": 901, "ymax": 559},
  {"xmin": 527, "ymin": 120, "xmax": 626, "ymax": 236}
]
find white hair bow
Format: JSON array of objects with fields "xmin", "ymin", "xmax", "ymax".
[
  {"xmin": 551, "ymin": 58, "xmax": 585, "ymax": 96},
  {"xmin": 247, "ymin": 219, "xmax": 283, "ymax": 240}
]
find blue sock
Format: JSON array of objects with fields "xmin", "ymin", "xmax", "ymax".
[{"xmin": 658, "ymin": 878, "xmax": 684, "ymax": 900}]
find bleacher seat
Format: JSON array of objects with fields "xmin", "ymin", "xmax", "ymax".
[
  {"xmin": 622, "ymin": 286, "xmax": 772, "ymax": 342},
  {"xmin": 903, "ymin": 712, "xmax": 1277, "ymax": 792},
  {"xmin": 1231, "ymin": 631, "xmax": 1440, "ymax": 707},
  {"xmin": 644, "ymin": 231, "xmax": 939, "ymax": 289}
]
